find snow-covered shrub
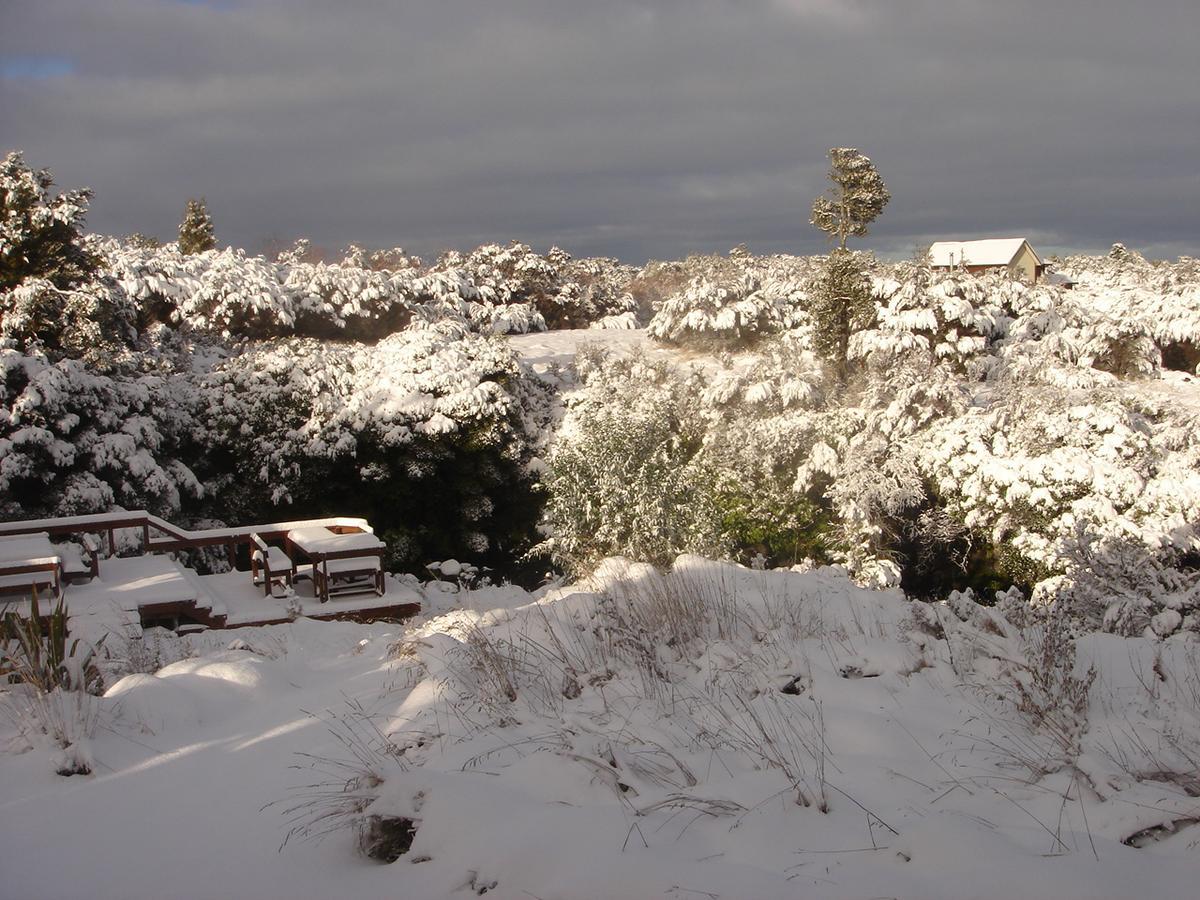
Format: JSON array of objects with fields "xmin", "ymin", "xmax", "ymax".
[
  {"xmin": 648, "ymin": 274, "xmax": 792, "ymax": 348},
  {"xmin": 281, "ymin": 255, "xmax": 412, "ymax": 339},
  {"xmin": 539, "ymin": 353, "xmax": 729, "ymax": 573},
  {"xmin": 917, "ymin": 372, "xmax": 1200, "ymax": 602},
  {"xmin": 853, "ymin": 264, "xmax": 1009, "ymax": 376},
  {"xmin": 557, "ymin": 255, "xmax": 639, "ymax": 328},
  {"xmin": 198, "ymin": 322, "xmax": 546, "ymax": 572},
  {"xmin": 101, "ymin": 239, "xmax": 413, "ymax": 341},
  {"xmin": 642, "ymin": 251, "xmax": 813, "ymax": 350},
  {"xmin": 1060, "ymin": 247, "xmax": 1200, "ymax": 374},
  {"xmin": 0, "ymin": 346, "xmax": 201, "ymax": 520},
  {"xmin": 0, "ymin": 275, "xmax": 139, "ymax": 367},
  {"xmin": 1, "ymin": 594, "xmax": 105, "ymax": 774},
  {"xmin": 633, "ymin": 251, "xmax": 815, "ymax": 325},
  {"xmin": 176, "ymin": 248, "xmax": 295, "ymax": 339},
  {"xmin": 696, "ymin": 335, "xmax": 835, "ymax": 567},
  {"xmin": 1071, "ymin": 311, "xmax": 1161, "ymax": 379},
  {"xmin": 424, "ymin": 243, "xmax": 637, "ymax": 331},
  {"xmin": 1052, "ymin": 530, "xmax": 1200, "ymax": 637},
  {"xmin": 426, "ymin": 242, "xmax": 632, "ymax": 331}
]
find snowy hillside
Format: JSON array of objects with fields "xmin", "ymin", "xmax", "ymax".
[{"xmin": 3, "ymin": 559, "xmax": 1198, "ymax": 899}]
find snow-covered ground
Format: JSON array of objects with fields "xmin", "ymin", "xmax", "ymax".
[
  {"xmin": 3, "ymin": 558, "xmax": 1197, "ymax": 899},
  {"xmin": 57, "ymin": 555, "xmax": 422, "ymax": 644}
]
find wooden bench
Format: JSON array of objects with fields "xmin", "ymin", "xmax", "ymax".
[
  {"xmin": 249, "ymin": 534, "xmax": 293, "ymax": 596},
  {"xmin": 0, "ymin": 534, "xmax": 63, "ymax": 605},
  {"xmin": 312, "ymin": 551, "xmax": 385, "ymax": 603}
]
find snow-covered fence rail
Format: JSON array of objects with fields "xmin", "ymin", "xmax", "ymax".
[{"xmin": 0, "ymin": 511, "xmax": 376, "ymax": 567}]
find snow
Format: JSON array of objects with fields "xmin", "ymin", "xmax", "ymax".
[
  {"xmin": 508, "ymin": 327, "xmax": 662, "ymax": 374},
  {"xmin": 0, "ymin": 534, "xmax": 61, "ymax": 592},
  {"xmin": 3, "ymin": 558, "xmax": 1198, "ymax": 899}
]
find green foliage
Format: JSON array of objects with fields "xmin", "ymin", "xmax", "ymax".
[
  {"xmin": 178, "ymin": 197, "xmax": 216, "ymax": 255},
  {"xmin": 712, "ymin": 477, "xmax": 832, "ymax": 568},
  {"xmin": 809, "ymin": 250, "xmax": 875, "ymax": 384},
  {"xmin": 540, "ymin": 354, "xmax": 730, "ymax": 574},
  {"xmin": 809, "ymin": 148, "xmax": 890, "ymax": 250},
  {"xmin": 0, "ymin": 150, "xmax": 96, "ymax": 293},
  {"xmin": 1, "ymin": 592, "xmax": 104, "ymax": 695}
]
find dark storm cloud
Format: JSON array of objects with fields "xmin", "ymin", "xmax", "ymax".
[{"xmin": 2, "ymin": 0, "xmax": 1197, "ymax": 262}]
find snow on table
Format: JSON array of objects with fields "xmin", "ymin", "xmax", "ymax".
[{"xmin": 287, "ymin": 527, "xmax": 384, "ymax": 557}]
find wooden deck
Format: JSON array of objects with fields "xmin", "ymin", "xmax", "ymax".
[{"xmin": 0, "ymin": 512, "xmax": 420, "ymax": 634}]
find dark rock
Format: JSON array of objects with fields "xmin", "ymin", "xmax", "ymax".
[{"xmin": 360, "ymin": 815, "xmax": 417, "ymax": 863}]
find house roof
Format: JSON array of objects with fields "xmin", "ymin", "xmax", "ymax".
[{"xmin": 928, "ymin": 238, "xmax": 1042, "ymax": 268}]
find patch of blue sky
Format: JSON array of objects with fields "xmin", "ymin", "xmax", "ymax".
[{"xmin": 0, "ymin": 56, "xmax": 75, "ymax": 80}]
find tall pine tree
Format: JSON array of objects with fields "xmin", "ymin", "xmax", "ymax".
[
  {"xmin": 809, "ymin": 148, "xmax": 888, "ymax": 386},
  {"xmin": 810, "ymin": 148, "xmax": 890, "ymax": 251},
  {"xmin": 810, "ymin": 249, "xmax": 873, "ymax": 386},
  {"xmin": 178, "ymin": 198, "xmax": 216, "ymax": 254}
]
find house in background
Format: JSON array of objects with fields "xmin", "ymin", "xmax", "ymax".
[{"xmin": 928, "ymin": 237, "xmax": 1045, "ymax": 282}]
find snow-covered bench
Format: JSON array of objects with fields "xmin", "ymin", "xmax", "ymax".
[
  {"xmin": 0, "ymin": 533, "xmax": 63, "ymax": 604},
  {"xmin": 313, "ymin": 553, "xmax": 384, "ymax": 602},
  {"xmin": 249, "ymin": 533, "xmax": 292, "ymax": 596}
]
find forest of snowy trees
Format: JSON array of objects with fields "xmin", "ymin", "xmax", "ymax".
[{"xmin": 3, "ymin": 149, "xmax": 1199, "ymax": 636}]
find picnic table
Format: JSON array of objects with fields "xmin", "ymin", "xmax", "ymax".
[{"xmin": 285, "ymin": 527, "xmax": 385, "ymax": 602}]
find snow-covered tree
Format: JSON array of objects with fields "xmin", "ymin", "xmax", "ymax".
[
  {"xmin": 809, "ymin": 148, "xmax": 890, "ymax": 250},
  {"xmin": 540, "ymin": 352, "xmax": 729, "ymax": 572},
  {"xmin": 197, "ymin": 321, "xmax": 547, "ymax": 570},
  {"xmin": 648, "ymin": 275, "xmax": 783, "ymax": 348},
  {"xmin": 852, "ymin": 265, "xmax": 1010, "ymax": 376},
  {"xmin": 178, "ymin": 198, "xmax": 216, "ymax": 255},
  {"xmin": 0, "ymin": 347, "xmax": 201, "ymax": 519},
  {"xmin": 809, "ymin": 250, "xmax": 875, "ymax": 384},
  {"xmin": 642, "ymin": 252, "xmax": 812, "ymax": 349},
  {"xmin": 0, "ymin": 151, "xmax": 95, "ymax": 293}
]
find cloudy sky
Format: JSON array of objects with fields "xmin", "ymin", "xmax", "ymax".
[{"xmin": 2, "ymin": 0, "xmax": 1197, "ymax": 263}]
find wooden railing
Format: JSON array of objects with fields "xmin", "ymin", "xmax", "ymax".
[{"xmin": 0, "ymin": 511, "xmax": 376, "ymax": 566}]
